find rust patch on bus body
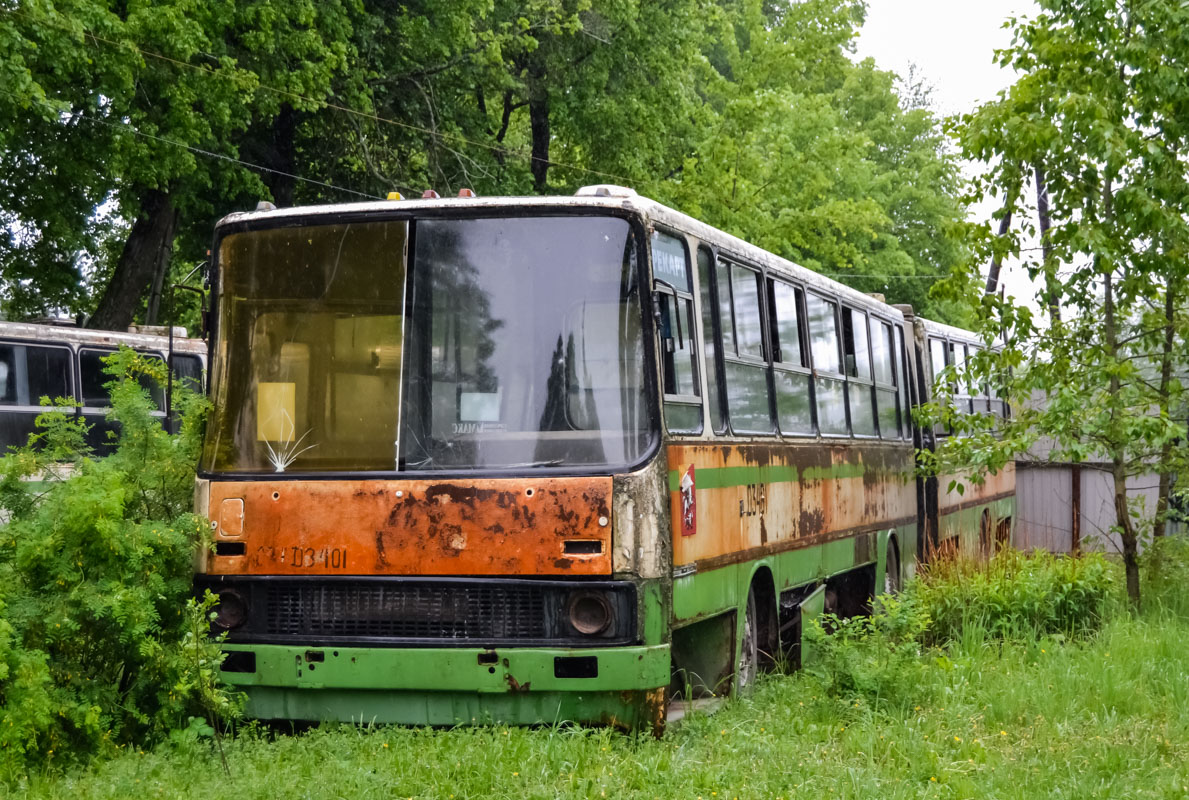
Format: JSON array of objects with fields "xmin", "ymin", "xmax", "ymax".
[
  {"xmin": 204, "ymin": 477, "xmax": 612, "ymax": 576},
  {"xmin": 938, "ymin": 461, "xmax": 1016, "ymax": 514},
  {"xmin": 667, "ymin": 441, "xmax": 916, "ymax": 569}
]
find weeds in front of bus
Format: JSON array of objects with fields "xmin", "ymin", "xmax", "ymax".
[{"xmin": 0, "ymin": 349, "xmax": 241, "ymax": 783}]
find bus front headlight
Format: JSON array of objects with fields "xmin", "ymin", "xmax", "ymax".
[
  {"xmin": 567, "ymin": 591, "xmax": 613, "ymax": 636},
  {"xmin": 213, "ymin": 589, "xmax": 249, "ymax": 631}
]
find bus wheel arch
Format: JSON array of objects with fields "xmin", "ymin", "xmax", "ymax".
[
  {"xmin": 736, "ymin": 565, "xmax": 778, "ymax": 693},
  {"xmin": 882, "ymin": 533, "xmax": 901, "ymax": 596}
]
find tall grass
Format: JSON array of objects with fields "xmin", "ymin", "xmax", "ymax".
[{"xmin": 913, "ymin": 548, "xmax": 1119, "ymax": 644}]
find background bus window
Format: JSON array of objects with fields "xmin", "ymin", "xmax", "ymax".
[
  {"xmin": 951, "ymin": 342, "xmax": 973, "ymax": 415},
  {"xmin": 895, "ymin": 326, "xmax": 910, "ymax": 439},
  {"xmin": 842, "ymin": 307, "xmax": 875, "ymax": 436},
  {"xmin": 653, "ymin": 231, "xmax": 702, "ymax": 434},
  {"xmin": 171, "ymin": 354, "xmax": 204, "ymax": 392},
  {"xmin": 770, "ymin": 280, "xmax": 812, "ymax": 435},
  {"xmin": 0, "ymin": 343, "xmax": 72, "ymax": 452},
  {"xmin": 968, "ymin": 345, "xmax": 990, "ymax": 413},
  {"xmin": 80, "ymin": 348, "xmax": 166, "ymax": 410},
  {"xmin": 697, "ymin": 247, "xmax": 726, "ymax": 434},
  {"xmin": 928, "ymin": 337, "xmax": 950, "ymax": 436},
  {"xmin": 870, "ymin": 319, "xmax": 900, "ymax": 439},
  {"xmin": 807, "ymin": 294, "xmax": 847, "ymax": 435},
  {"xmin": 720, "ymin": 262, "xmax": 774, "ymax": 434}
]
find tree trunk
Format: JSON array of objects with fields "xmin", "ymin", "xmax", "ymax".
[
  {"xmin": 1114, "ymin": 462, "xmax": 1141, "ymax": 608},
  {"xmin": 1153, "ymin": 279, "xmax": 1177, "ymax": 538},
  {"xmin": 90, "ymin": 189, "xmax": 179, "ymax": 332},
  {"xmin": 1101, "ymin": 202, "xmax": 1140, "ymax": 609},
  {"xmin": 528, "ymin": 63, "xmax": 550, "ymax": 193},
  {"xmin": 984, "ymin": 205, "xmax": 1012, "ymax": 295},
  {"xmin": 1034, "ymin": 163, "xmax": 1060, "ymax": 327},
  {"xmin": 265, "ymin": 104, "xmax": 299, "ymax": 207}
]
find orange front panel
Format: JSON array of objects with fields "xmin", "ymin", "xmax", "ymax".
[{"xmin": 205, "ymin": 477, "xmax": 613, "ymax": 576}]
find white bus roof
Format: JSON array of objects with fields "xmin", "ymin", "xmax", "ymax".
[
  {"xmin": 0, "ymin": 321, "xmax": 207, "ymax": 356},
  {"xmin": 215, "ymin": 191, "xmax": 928, "ymax": 325}
]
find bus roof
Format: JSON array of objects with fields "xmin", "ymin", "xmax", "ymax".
[
  {"xmin": 215, "ymin": 191, "xmax": 923, "ymax": 324},
  {"xmin": 0, "ymin": 321, "xmax": 207, "ymax": 356}
]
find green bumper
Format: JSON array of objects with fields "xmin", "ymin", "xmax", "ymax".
[{"xmin": 220, "ymin": 643, "xmax": 670, "ymax": 729}]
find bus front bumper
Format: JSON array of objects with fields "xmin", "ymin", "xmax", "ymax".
[{"xmin": 218, "ymin": 643, "xmax": 671, "ymax": 730}]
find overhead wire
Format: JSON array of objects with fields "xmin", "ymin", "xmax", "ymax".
[{"xmin": 0, "ymin": 87, "xmax": 383, "ymax": 201}]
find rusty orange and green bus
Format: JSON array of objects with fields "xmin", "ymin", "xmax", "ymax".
[{"xmin": 194, "ymin": 185, "xmax": 1013, "ymax": 730}]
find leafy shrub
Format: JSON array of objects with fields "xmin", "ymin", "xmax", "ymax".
[
  {"xmin": 913, "ymin": 548, "xmax": 1119, "ymax": 644},
  {"xmin": 801, "ymin": 594, "xmax": 933, "ymax": 708},
  {"xmin": 1141, "ymin": 534, "xmax": 1189, "ymax": 617},
  {"xmin": 0, "ymin": 349, "xmax": 239, "ymax": 781}
]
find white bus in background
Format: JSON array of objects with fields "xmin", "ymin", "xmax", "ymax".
[{"xmin": 0, "ymin": 321, "xmax": 206, "ymax": 455}]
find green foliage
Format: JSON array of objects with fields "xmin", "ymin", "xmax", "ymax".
[
  {"xmin": 0, "ymin": 349, "xmax": 238, "ymax": 781},
  {"xmin": 914, "ymin": 550, "xmax": 1119, "ymax": 645},
  {"xmin": 802, "ymin": 593, "xmax": 932, "ymax": 709},
  {"xmin": 1141, "ymin": 535, "xmax": 1189, "ymax": 618},
  {"xmin": 803, "ymin": 550, "xmax": 1120, "ymax": 710},
  {"xmin": 0, "ymin": 1, "xmax": 970, "ymax": 325}
]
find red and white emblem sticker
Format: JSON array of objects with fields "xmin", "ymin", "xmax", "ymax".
[{"xmin": 680, "ymin": 464, "xmax": 697, "ymax": 537}]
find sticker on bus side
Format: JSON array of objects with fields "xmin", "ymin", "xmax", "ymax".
[{"xmin": 680, "ymin": 465, "xmax": 696, "ymax": 537}]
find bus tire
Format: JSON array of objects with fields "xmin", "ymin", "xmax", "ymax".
[
  {"xmin": 883, "ymin": 537, "xmax": 901, "ymax": 596},
  {"xmin": 737, "ymin": 588, "xmax": 759, "ymax": 693}
]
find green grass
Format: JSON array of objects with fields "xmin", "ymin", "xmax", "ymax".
[{"xmin": 11, "ymin": 606, "xmax": 1188, "ymax": 799}]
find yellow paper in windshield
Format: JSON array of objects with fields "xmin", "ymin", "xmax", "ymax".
[{"xmin": 257, "ymin": 382, "xmax": 296, "ymax": 442}]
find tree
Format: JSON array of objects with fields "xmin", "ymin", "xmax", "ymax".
[
  {"xmin": 658, "ymin": 0, "xmax": 971, "ymax": 322},
  {"xmin": 942, "ymin": 0, "xmax": 1189, "ymax": 607}
]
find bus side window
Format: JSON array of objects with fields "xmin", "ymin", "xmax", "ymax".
[
  {"xmin": 952, "ymin": 342, "xmax": 973, "ymax": 416},
  {"xmin": 969, "ymin": 345, "xmax": 989, "ymax": 414},
  {"xmin": 653, "ymin": 231, "xmax": 702, "ymax": 434},
  {"xmin": 928, "ymin": 337, "xmax": 950, "ymax": 436},
  {"xmin": 842, "ymin": 307, "xmax": 875, "ymax": 436},
  {"xmin": 0, "ymin": 344, "xmax": 71, "ymax": 406},
  {"xmin": 0, "ymin": 343, "xmax": 72, "ymax": 452},
  {"xmin": 80, "ymin": 348, "xmax": 166, "ymax": 411},
  {"xmin": 769, "ymin": 279, "xmax": 812, "ymax": 435},
  {"xmin": 806, "ymin": 293, "xmax": 847, "ymax": 435},
  {"xmin": 171, "ymin": 354, "xmax": 204, "ymax": 392},
  {"xmin": 895, "ymin": 326, "xmax": 910, "ymax": 438},
  {"xmin": 870, "ymin": 318, "xmax": 899, "ymax": 439},
  {"xmin": 719, "ymin": 260, "xmax": 774, "ymax": 435},
  {"xmin": 0, "ymin": 345, "xmax": 15, "ymax": 404},
  {"xmin": 696, "ymin": 246, "xmax": 727, "ymax": 434}
]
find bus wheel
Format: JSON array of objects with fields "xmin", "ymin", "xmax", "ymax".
[
  {"xmin": 737, "ymin": 589, "xmax": 759, "ymax": 692},
  {"xmin": 883, "ymin": 539, "xmax": 901, "ymax": 596}
]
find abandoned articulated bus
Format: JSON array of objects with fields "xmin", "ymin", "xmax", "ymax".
[
  {"xmin": 0, "ymin": 321, "xmax": 205, "ymax": 454},
  {"xmin": 194, "ymin": 187, "xmax": 1013, "ymax": 730}
]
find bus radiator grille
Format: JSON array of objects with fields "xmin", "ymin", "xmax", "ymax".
[{"xmin": 194, "ymin": 576, "xmax": 637, "ymax": 647}]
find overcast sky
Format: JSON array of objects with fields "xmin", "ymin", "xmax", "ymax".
[{"xmin": 854, "ymin": 1, "xmax": 1041, "ymax": 310}]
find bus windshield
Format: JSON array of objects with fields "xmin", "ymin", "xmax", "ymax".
[{"xmin": 201, "ymin": 214, "xmax": 651, "ymax": 474}]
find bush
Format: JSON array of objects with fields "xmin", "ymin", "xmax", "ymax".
[
  {"xmin": 801, "ymin": 593, "xmax": 932, "ymax": 708},
  {"xmin": 0, "ymin": 349, "xmax": 239, "ymax": 781},
  {"xmin": 912, "ymin": 549, "xmax": 1119, "ymax": 645}
]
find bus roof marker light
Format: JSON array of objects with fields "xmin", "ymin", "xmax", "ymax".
[
  {"xmin": 575, "ymin": 184, "xmax": 637, "ymax": 198},
  {"xmin": 458, "ymin": 188, "xmax": 476, "ymax": 197},
  {"xmin": 387, "ymin": 191, "xmax": 404, "ymax": 201},
  {"xmin": 422, "ymin": 190, "xmax": 440, "ymax": 199}
]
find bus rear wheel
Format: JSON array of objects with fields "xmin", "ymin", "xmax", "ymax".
[
  {"xmin": 737, "ymin": 589, "xmax": 759, "ymax": 692},
  {"xmin": 883, "ymin": 539, "xmax": 901, "ymax": 596}
]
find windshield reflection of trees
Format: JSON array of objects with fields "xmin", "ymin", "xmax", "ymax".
[{"xmin": 402, "ymin": 218, "xmax": 644, "ymax": 470}]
